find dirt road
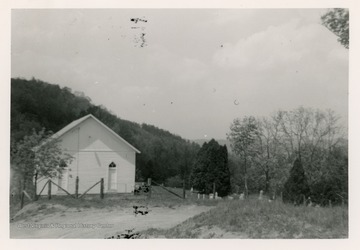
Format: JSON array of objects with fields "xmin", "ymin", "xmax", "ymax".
[{"xmin": 10, "ymin": 204, "xmax": 212, "ymax": 239}]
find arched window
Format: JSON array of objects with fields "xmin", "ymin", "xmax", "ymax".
[{"xmin": 108, "ymin": 162, "xmax": 117, "ymax": 190}]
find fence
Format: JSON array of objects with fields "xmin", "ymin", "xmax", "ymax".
[
  {"xmin": 151, "ymin": 180, "xmax": 185, "ymax": 199},
  {"xmin": 28, "ymin": 178, "xmax": 104, "ymax": 207}
]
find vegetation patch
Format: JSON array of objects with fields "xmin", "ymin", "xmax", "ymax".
[{"xmin": 142, "ymin": 198, "xmax": 348, "ymax": 239}]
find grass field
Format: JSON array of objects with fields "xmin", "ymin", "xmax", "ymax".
[{"xmin": 142, "ymin": 197, "xmax": 348, "ymax": 239}]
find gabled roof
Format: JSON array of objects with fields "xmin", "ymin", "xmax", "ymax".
[{"xmin": 52, "ymin": 114, "xmax": 141, "ymax": 153}]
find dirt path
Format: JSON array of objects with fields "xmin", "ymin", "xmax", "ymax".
[{"xmin": 10, "ymin": 204, "xmax": 212, "ymax": 239}]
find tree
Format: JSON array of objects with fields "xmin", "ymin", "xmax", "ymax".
[
  {"xmin": 227, "ymin": 107, "xmax": 347, "ymax": 201},
  {"xmin": 10, "ymin": 128, "xmax": 73, "ymax": 198},
  {"xmin": 283, "ymin": 158, "xmax": 310, "ymax": 205},
  {"xmin": 250, "ymin": 117, "xmax": 283, "ymax": 194},
  {"xmin": 310, "ymin": 140, "xmax": 348, "ymax": 205},
  {"xmin": 191, "ymin": 139, "xmax": 231, "ymax": 197},
  {"xmin": 275, "ymin": 107, "xmax": 344, "ymax": 186},
  {"xmin": 227, "ymin": 116, "xmax": 259, "ymax": 197},
  {"xmin": 321, "ymin": 8, "xmax": 349, "ymax": 49},
  {"xmin": 178, "ymin": 143, "xmax": 198, "ymax": 188}
]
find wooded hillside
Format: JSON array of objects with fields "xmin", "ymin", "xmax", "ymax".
[{"xmin": 11, "ymin": 78, "xmax": 200, "ymax": 184}]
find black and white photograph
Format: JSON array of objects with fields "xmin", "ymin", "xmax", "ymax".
[{"xmin": 3, "ymin": 2, "xmax": 356, "ymax": 245}]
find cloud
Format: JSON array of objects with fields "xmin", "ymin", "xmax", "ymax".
[
  {"xmin": 120, "ymin": 85, "xmax": 159, "ymax": 97},
  {"xmin": 11, "ymin": 9, "xmax": 348, "ymax": 139},
  {"xmin": 212, "ymin": 19, "xmax": 331, "ymax": 71}
]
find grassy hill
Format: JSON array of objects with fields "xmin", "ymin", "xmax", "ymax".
[{"xmin": 142, "ymin": 197, "xmax": 348, "ymax": 238}]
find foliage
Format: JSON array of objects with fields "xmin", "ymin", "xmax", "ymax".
[
  {"xmin": 321, "ymin": 8, "xmax": 349, "ymax": 49},
  {"xmin": 227, "ymin": 107, "xmax": 347, "ymax": 204},
  {"xmin": 310, "ymin": 143, "xmax": 348, "ymax": 205},
  {"xmin": 227, "ymin": 116, "xmax": 259, "ymax": 196},
  {"xmin": 165, "ymin": 175, "xmax": 184, "ymax": 188},
  {"xmin": 283, "ymin": 158, "xmax": 310, "ymax": 205},
  {"xmin": 10, "ymin": 128, "xmax": 73, "ymax": 196},
  {"xmin": 11, "ymin": 78, "xmax": 92, "ymax": 143},
  {"xmin": 191, "ymin": 139, "xmax": 231, "ymax": 197},
  {"xmin": 227, "ymin": 116, "xmax": 259, "ymax": 157}
]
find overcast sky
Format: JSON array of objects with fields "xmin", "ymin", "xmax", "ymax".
[{"xmin": 11, "ymin": 9, "xmax": 348, "ymax": 140}]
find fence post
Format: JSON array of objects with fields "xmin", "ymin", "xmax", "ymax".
[
  {"xmin": 212, "ymin": 182, "xmax": 216, "ymax": 199},
  {"xmin": 48, "ymin": 180, "xmax": 52, "ymax": 200},
  {"xmin": 75, "ymin": 176, "xmax": 79, "ymax": 199},
  {"xmin": 34, "ymin": 173, "xmax": 38, "ymax": 201},
  {"xmin": 100, "ymin": 178, "xmax": 104, "ymax": 199},
  {"xmin": 147, "ymin": 178, "xmax": 152, "ymax": 198},
  {"xmin": 20, "ymin": 191, "xmax": 25, "ymax": 209},
  {"xmin": 20, "ymin": 179, "xmax": 27, "ymax": 209},
  {"xmin": 303, "ymin": 194, "xmax": 306, "ymax": 206},
  {"xmin": 182, "ymin": 179, "xmax": 186, "ymax": 199}
]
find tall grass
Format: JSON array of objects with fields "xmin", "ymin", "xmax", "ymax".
[{"xmin": 143, "ymin": 198, "xmax": 348, "ymax": 239}]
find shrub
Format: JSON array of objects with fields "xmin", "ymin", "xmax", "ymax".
[{"xmin": 283, "ymin": 158, "xmax": 310, "ymax": 205}]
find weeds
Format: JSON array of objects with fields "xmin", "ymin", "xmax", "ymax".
[{"xmin": 142, "ymin": 197, "xmax": 348, "ymax": 239}]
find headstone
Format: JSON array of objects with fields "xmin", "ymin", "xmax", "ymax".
[
  {"xmin": 239, "ymin": 193, "xmax": 245, "ymax": 200},
  {"xmin": 209, "ymin": 193, "xmax": 214, "ymax": 199},
  {"xmin": 190, "ymin": 187, "xmax": 194, "ymax": 193},
  {"xmin": 202, "ymin": 194, "xmax": 205, "ymax": 200},
  {"xmin": 197, "ymin": 193, "xmax": 200, "ymax": 199},
  {"xmin": 306, "ymin": 197, "xmax": 312, "ymax": 207},
  {"xmin": 215, "ymin": 192, "xmax": 218, "ymax": 199},
  {"xmin": 258, "ymin": 190, "xmax": 263, "ymax": 200}
]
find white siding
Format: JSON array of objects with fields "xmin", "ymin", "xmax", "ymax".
[{"xmin": 37, "ymin": 117, "xmax": 137, "ymax": 195}]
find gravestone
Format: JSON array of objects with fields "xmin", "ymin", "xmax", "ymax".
[
  {"xmin": 239, "ymin": 193, "xmax": 245, "ymax": 200},
  {"xmin": 258, "ymin": 190, "xmax": 264, "ymax": 200}
]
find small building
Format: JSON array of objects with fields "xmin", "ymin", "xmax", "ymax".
[{"xmin": 36, "ymin": 114, "xmax": 140, "ymax": 195}]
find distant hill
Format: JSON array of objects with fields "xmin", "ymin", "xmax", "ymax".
[{"xmin": 11, "ymin": 78, "xmax": 200, "ymax": 183}]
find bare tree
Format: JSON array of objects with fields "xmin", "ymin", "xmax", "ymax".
[
  {"xmin": 227, "ymin": 107, "xmax": 346, "ymax": 199},
  {"xmin": 274, "ymin": 107, "xmax": 344, "ymax": 185},
  {"xmin": 227, "ymin": 116, "xmax": 259, "ymax": 197}
]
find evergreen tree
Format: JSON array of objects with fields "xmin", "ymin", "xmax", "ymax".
[
  {"xmin": 191, "ymin": 139, "xmax": 231, "ymax": 197},
  {"xmin": 283, "ymin": 158, "xmax": 310, "ymax": 205}
]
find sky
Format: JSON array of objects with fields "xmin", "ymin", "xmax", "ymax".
[{"xmin": 11, "ymin": 9, "xmax": 349, "ymax": 140}]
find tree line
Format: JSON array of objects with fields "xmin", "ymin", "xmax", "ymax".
[
  {"xmin": 227, "ymin": 107, "xmax": 347, "ymax": 205},
  {"xmin": 11, "ymin": 78, "xmax": 347, "ymax": 206}
]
